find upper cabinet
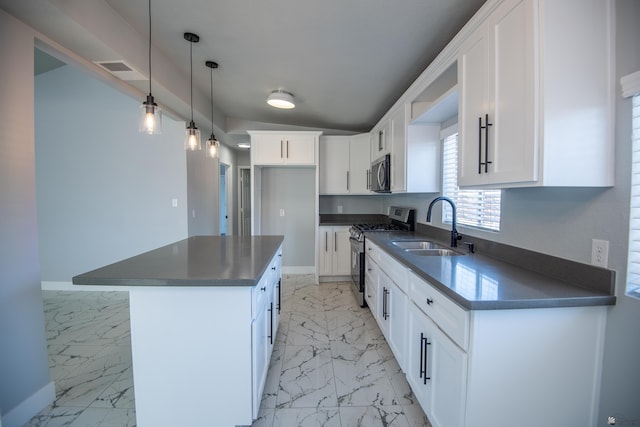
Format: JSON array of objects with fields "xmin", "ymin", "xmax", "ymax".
[
  {"xmin": 371, "ymin": 121, "xmax": 389, "ymax": 160},
  {"xmin": 249, "ymin": 131, "xmax": 320, "ymax": 166},
  {"xmin": 319, "ymin": 134, "xmax": 371, "ymax": 195},
  {"xmin": 457, "ymin": 0, "xmax": 614, "ymax": 188}
]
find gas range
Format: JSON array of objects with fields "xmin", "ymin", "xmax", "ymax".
[
  {"xmin": 348, "ymin": 206, "xmax": 415, "ymax": 308},
  {"xmin": 349, "ymin": 207, "xmax": 416, "ymax": 242}
]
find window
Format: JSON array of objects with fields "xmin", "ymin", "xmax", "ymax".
[
  {"xmin": 442, "ymin": 129, "xmax": 501, "ymax": 231},
  {"xmin": 626, "ymin": 94, "xmax": 640, "ymax": 298}
]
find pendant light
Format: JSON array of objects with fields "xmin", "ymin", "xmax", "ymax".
[
  {"xmin": 205, "ymin": 60, "xmax": 220, "ymax": 159},
  {"xmin": 184, "ymin": 32, "xmax": 201, "ymax": 151},
  {"xmin": 139, "ymin": 0, "xmax": 162, "ymax": 134}
]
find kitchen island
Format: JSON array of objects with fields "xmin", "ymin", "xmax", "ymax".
[{"xmin": 73, "ymin": 235, "xmax": 284, "ymax": 427}]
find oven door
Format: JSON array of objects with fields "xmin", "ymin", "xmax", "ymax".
[{"xmin": 349, "ymin": 237, "xmax": 366, "ymax": 307}]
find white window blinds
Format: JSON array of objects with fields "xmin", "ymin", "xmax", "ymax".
[
  {"xmin": 626, "ymin": 95, "xmax": 640, "ymax": 297},
  {"xmin": 442, "ymin": 132, "xmax": 501, "ymax": 231}
]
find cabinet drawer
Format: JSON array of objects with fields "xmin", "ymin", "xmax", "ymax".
[
  {"xmin": 365, "ymin": 239, "xmax": 381, "ymax": 263},
  {"xmin": 253, "ymin": 276, "xmax": 270, "ymax": 319},
  {"xmin": 408, "ymin": 271, "xmax": 469, "ymax": 350},
  {"xmin": 377, "ymin": 249, "xmax": 408, "ymax": 293}
]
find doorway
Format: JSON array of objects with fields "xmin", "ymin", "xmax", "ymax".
[{"xmin": 239, "ymin": 167, "xmax": 251, "ymax": 236}]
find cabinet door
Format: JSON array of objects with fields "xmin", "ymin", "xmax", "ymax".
[
  {"xmin": 408, "ymin": 302, "xmax": 467, "ymax": 427},
  {"xmin": 332, "ymin": 227, "xmax": 351, "ymax": 276},
  {"xmin": 389, "ymin": 106, "xmax": 407, "ymax": 192},
  {"xmin": 319, "ymin": 136, "xmax": 350, "ymax": 194},
  {"xmin": 252, "ymin": 297, "xmax": 270, "ymax": 417},
  {"xmin": 459, "ymin": 0, "xmax": 536, "ymax": 187},
  {"xmin": 377, "ymin": 270, "xmax": 392, "ymax": 337},
  {"xmin": 458, "ymin": 23, "xmax": 490, "ymax": 187},
  {"xmin": 349, "ymin": 133, "xmax": 371, "ymax": 194},
  {"xmin": 285, "ymin": 135, "xmax": 316, "ymax": 165},
  {"xmin": 371, "ymin": 121, "xmax": 389, "ymax": 160},
  {"xmin": 253, "ymin": 133, "xmax": 286, "ymax": 165},
  {"xmin": 318, "ymin": 227, "xmax": 333, "ymax": 276},
  {"xmin": 387, "ymin": 280, "xmax": 408, "ymax": 372},
  {"xmin": 364, "ymin": 254, "xmax": 378, "ymax": 313}
]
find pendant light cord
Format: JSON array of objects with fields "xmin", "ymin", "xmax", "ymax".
[
  {"xmin": 190, "ymin": 40, "xmax": 194, "ymax": 122},
  {"xmin": 148, "ymin": 0, "xmax": 152, "ymax": 95},
  {"xmin": 210, "ymin": 67, "xmax": 214, "ymax": 132}
]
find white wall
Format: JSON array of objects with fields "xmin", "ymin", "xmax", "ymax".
[
  {"xmin": 35, "ymin": 65, "xmax": 189, "ymax": 281},
  {"xmin": 0, "ymin": 9, "xmax": 53, "ymax": 427}
]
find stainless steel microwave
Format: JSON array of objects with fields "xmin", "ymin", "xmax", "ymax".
[{"xmin": 371, "ymin": 154, "xmax": 391, "ymax": 193}]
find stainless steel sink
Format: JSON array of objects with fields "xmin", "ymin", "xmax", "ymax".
[
  {"xmin": 405, "ymin": 248, "xmax": 464, "ymax": 256},
  {"xmin": 391, "ymin": 240, "xmax": 445, "ymax": 250}
]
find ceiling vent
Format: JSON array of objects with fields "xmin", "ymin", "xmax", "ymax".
[{"xmin": 94, "ymin": 60, "xmax": 146, "ymax": 81}]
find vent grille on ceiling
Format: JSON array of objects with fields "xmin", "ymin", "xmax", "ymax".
[{"xmin": 94, "ymin": 60, "xmax": 146, "ymax": 81}]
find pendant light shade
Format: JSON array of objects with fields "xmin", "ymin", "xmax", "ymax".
[
  {"xmin": 267, "ymin": 89, "xmax": 295, "ymax": 109},
  {"xmin": 184, "ymin": 32, "xmax": 201, "ymax": 150},
  {"xmin": 139, "ymin": 0, "xmax": 162, "ymax": 134},
  {"xmin": 205, "ymin": 60, "xmax": 220, "ymax": 159}
]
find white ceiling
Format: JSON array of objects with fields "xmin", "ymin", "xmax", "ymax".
[{"xmin": 2, "ymin": 0, "xmax": 486, "ymax": 147}]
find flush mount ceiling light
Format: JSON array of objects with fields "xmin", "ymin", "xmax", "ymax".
[
  {"xmin": 267, "ymin": 89, "xmax": 295, "ymax": 109},
  {"xmin": 139, "ymin": 0, "xmax": 162, "ymax": 134},
  {"xmin": 184, "ymin": 32, "xmax": 201, "ymax": 151},
  {"xmin": 205, "ymin": 60, "xmax": 220, "ymax": 159},
  {"xmin": 237, "ymin": 142, "xmax": 251, "ymax": 149}
]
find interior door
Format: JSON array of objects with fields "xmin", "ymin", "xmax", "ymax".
[{"xmin": 239, "ymin": 167, "xmax": 251, "ymax": 236}]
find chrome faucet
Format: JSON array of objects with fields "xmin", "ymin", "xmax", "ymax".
[{"xmin": 426, "ymin": 196, "xmax": 462, "ymax": 248}]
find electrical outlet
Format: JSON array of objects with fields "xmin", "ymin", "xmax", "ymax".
[
  {"xmin": 591, "ymin": 239, "xmax": 609, "ymax": 268},
  {"xmin": 279, "ymin": 209, "xmax": 285, "ymax": 217},
  {"xmin": 337, "ymin": 205, "xmax": 343, "ymax": 213},
  {"xmin": 172, "ymin": 198, "xmax": 178, "ymax": 208}
]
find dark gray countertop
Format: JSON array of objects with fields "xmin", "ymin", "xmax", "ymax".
[
  {"xmin": 72, "ymin": 235, "xmax": 284, "ymax": 287},
  {"xmin": 365, "ymin": 231, "xmax": 616, "ymax": 310}
]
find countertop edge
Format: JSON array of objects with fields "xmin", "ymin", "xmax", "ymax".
[{"xmin": 365, "ymin": 233, "xmax": 616, "ymax": 311}]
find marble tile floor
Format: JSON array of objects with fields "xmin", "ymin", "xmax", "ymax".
[{"xmin": 26, "ymin": 275, "xmax": 432, "ymax": 427}]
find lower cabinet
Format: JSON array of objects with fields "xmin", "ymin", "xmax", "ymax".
[
  {"xmin": 366, "ymin": 244, "xmax": 607, "ymax": 427},
  {"xmin": 407, "ymin": 299, "xmax": 467, "ymax": 427},
  {"xmin": 128, "ymin": 245, "xmax": 283, "ymax": 427},
  {"xmin": 318, "ymin": 226, "xmax": 350, "ymax": 277},
  {"xmin": 252, "ymin": 248, "xmax": 282, "ymax": 417}
]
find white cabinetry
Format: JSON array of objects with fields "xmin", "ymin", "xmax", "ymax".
[
  {"xmin": 319, "ymin": 134, "xmax": 371, "ymax": 195},
  {"xmin": 365, "ymin": 239, "xmax": 409, "ymax": 370},
  {"xmin": 458, "ymin": 0, "xmax": 613, "ymax": 188},
  {"xmin": 129, "ymin": 245, "xmax": 283, "ymax": 427},
  {"xmin": 390, "ymin": 104, "xmax": 441, "ymax": 193},
  {"xmin": 250, "ymin": 131, "xmax": 317, "ymax": 165},
  {"xmin": 371, "ymin": 121, "xmax": 389, "ymax": 160},
  {"xmin": 318, "ymin": 226, "xmax": 350, "ymax": 277},
  {"xmin": 404, "ymin": 270, "xmax": 605, "ymax": 427}
]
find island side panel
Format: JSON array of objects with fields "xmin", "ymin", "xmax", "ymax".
[{"xmin": 129, "ymin": 286, "xmax": 254, "ymax": 427}]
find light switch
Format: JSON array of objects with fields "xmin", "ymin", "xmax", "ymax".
[
  {"xmin": 172, "ymin": 198, "xmax": 178, "ymax": 208},
  {"xmin": 279, "ymin": 209, "xmax": 285, "ymax": 217}
]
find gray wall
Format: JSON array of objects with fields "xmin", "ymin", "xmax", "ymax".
[
  {"xmin": 260, "ymin": 168, "xmax": 315, "ymax": 266},
  {"xmin": 0, "ymin": 9, "xmax": 52, "ymax": 424},
  {"xmin": 35, "ymin": 65, "xmax": 189, "ymax": 281}
]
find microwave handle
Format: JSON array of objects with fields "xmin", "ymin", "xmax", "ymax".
[{"xmin": 377, "ymin": 162, "xmax": 386, "ymax": 189}]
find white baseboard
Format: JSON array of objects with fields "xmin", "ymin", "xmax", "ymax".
[
  {"xmin": 282, "ymin": 266, "xmax": 316, "ymax": 275},
  {"xmin": 2, "ymin": 381, "xmax": 55, "ymax": 427},
  {"xmin": 41, "ymin": 281, "xmax": 131, "ymax": 292},
  {"xmin": 319, "ymin": 275, "xmax": 351, "ymax": 283}
]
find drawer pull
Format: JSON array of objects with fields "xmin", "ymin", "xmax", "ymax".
[
  {"xmin": 260, "ymin": 286, "xmax": 266, "ymax": 292},
  {"xmin": 426, "ymin": 298, "xmax": 433, "ymax": 305}
]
